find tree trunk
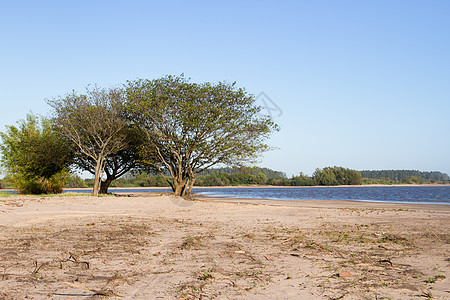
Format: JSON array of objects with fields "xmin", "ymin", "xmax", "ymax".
[
  {"xmin": 92, "ymin": 157, "xmax": 104, "ymax": 197},
  {"xmin": 100, "ymin": 176, "xmax": 114, "ymax": 194},
  {"xmin": 93, "ymin": 168, "xmax": 101, "ymax": 197},
  {"xmin": 172, "ymin": 175, "xmax": 188, "ymax": 196},
  {"xmin": 186, "ymin": 177, "xmax": 196, "ymax": 196}
]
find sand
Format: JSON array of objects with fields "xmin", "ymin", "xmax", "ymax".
[{"xmin": 0, "ymin": 192, "xmax": 448, "ymax": 299}]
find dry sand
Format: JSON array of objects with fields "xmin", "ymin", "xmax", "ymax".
[{"xmin": 0, "ymin": 192, "xmax": 448, "ymax": 299}]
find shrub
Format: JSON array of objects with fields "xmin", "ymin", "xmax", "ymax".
[
  {"xmin": 0, "ymin": 114, "xmax": 73, "ymax": 194},
  {"xmin": 313, "ymin": 166, "xmax": 363, "ymax": 186}
]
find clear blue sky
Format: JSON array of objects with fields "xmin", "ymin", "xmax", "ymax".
[{"xmin": 1, "ymin": 0, "xmax": 449, "ymax": 177}]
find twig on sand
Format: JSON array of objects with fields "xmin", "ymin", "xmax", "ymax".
[
  {"xmin": 151, "ymin": 268, "xmax": 174, "ymax": 274},
  {"xmin": 378, "ymin": 259, "xmax": 393, "ymax": 266},
  {"xmin": 60, "ymin": 281, "xmax": 116, "ymax": 296},
  {"xmin": 428, "ymin": 228, "xmax": 439, "ymax": 240},
  {"xmin": 31, "ymin": 261, "xmax": 48, "ymax": 275},
  {"xmin": 60, "ymin": 252, "xmax": 90, "ymax": 269},
  {"xmin": 420, "ymin": 289, "xmax": 433, "ymax": 299}
]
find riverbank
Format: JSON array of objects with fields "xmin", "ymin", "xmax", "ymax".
[
  {"xmin": 2, "ymin": 182, "xmax": 449, "ymax": 194},
  {"xmin": 0, "ymin": 194, "xmax": 448, "ymax": 299}
]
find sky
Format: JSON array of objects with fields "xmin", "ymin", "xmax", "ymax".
[{"xmin": 1, "ymin": 0, "xmax": 449, "ymax": 177}]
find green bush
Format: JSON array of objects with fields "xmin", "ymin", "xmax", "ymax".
[
  {"xmin": 404, "ymin": 176, "xmax": 426, "ymax": 184},
  {"xmin": 313, "ymin": 166, "xmax": 363, "ymax": 186},
  {"xmin": 0, "ymin": 114, "xmax": 73, "ymax": 194},
  {"xmin": 13, "ymin": 170, "xmax": 69, "ymax": 194}
]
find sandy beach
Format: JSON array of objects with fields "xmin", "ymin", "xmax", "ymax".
[{"xmin": 0, "ymin": 193, "xmax": 449, "ymax": 299}]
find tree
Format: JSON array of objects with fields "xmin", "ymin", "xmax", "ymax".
[
  {"xmin": 344, "ymin": 168, "xmax": 363, "ymax": 185},
  {"xmin": 254, "ymin": 173, "xmax": 267, "ymax": 185},
  {"xmin": 125, "ymin": 75, "xmax": 278, "ymax": 196},
  {"xmin": 0, "ymin": 114, "xmax": 73, "ymax": 194},
  {"xmin": 71, "ymin": 127, "xmax": 144, "ymax": 194},
  {"xmin": 313, "ymin": 167, "xmax": 338, "ymax": 186},
  {"xmin": 47, "ymin": 86, "xmax": 134, "ymax": 196}
]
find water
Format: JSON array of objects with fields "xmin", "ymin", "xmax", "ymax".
[
  {"xmin": 193, "ymin": 186, "xmax": 450, "ymax": 205},
  {"xmin": 2, "ymin": 186, "xmax": 449, "ymax": 205}
]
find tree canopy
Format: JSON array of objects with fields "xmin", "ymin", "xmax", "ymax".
[{"xmin": 125, "ymin": 75, "xmax": 279, "ymax": 196}]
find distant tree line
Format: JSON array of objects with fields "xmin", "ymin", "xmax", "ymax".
[
  {"xmin": 185, "ymin": 166, "xmax": 362, "ymax": 186},
  {"xmin": 359, "ymin": 170, "xmax": 450, "ymax": 182},
  {"xmin": 0, "ymin": 176, "xmax": 13, "ymax": 189},
  {"xmin": 199, "ymin": 167, "xmax": 287, "ymax": 179}
]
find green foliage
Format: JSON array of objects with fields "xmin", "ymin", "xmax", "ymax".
[
  {"xmin": 312, "ymin": 166, "xmax": 363, "ymax": 186},
  {"xmin": 254, "ymin": 173, "xmax": 267, "ymax": 185},
  {"xmin": 362, "ymin": 177, "xmax": 395, "ymax": 185},
  {"xmin": 0, "ymin": 114, "xmax": 73, "ymax": 194},
  {"xmin": 404, "ymin": 176, "xmax": 426, "ymax": 184}
]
